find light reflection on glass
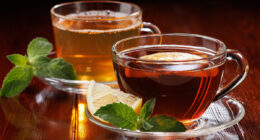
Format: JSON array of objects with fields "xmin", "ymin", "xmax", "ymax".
[
  {"xmin": 70, "ymin": 107, "xmax": 76, "ymax": 138},
  {"xmin": 78, "ymin": 103, "xmax": 87, "ymax": 139},
  {"xmin": 78, "ymin": 103, "xmax": 86, "ymax": 122}
]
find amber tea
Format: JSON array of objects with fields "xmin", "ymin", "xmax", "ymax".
[
  {"xmin": 114, "ymin": 45, "xmax": 224, "ymax": 122},
  {"xmin": 52, "ymin": 11, "xmax": 141, "ymax": 81}
]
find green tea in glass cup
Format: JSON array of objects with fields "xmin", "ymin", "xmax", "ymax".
[{"xmin": 51, "ymin": 1, "xmax": 160, "ymax": 82}]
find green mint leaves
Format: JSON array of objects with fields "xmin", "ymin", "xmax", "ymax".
[
  {"xmin": 94, "ymin": 103, "xmax": 138, "ymax": 130},
  {"xmin": 38, "ymin": 58, "xmax": 76, "ymax": 80},
  {"xmin": 7, "ymin": 54, "xmax": 28, "ymax": 66},
  {"xmin": 0, "ymin": 37, "xmax": 77, "ymax": 97},
  {"xmin": 139, "ymin": 98, "xmax": 156, "ymax": 121},
  {"xmin": 0, "ymin": 66, "xmax": 33, "ymax": 97},
  {"xmin": 27, "ymin": 37, "xmax": 52, "ymax": 63},
  {"xmin": 94, "ymin": 98, "xmax": 187, "ymax": 132}
]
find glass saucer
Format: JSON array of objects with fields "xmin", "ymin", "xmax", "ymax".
[
  {"xmin": 39, "ymin": 77, "xmax": 116, "ymax": 94},
  {"xmin": 85, "ymin": 96, "xmax": 245, "ymax": 139},
  {"xmin": 39, "ymin": 51, "xmax": 117, "ymax": 94}
]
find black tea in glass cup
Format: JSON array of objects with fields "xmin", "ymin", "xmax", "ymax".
[{"xmin": 112, "ymin": 33, "xmax": 248, "ymax": 124}]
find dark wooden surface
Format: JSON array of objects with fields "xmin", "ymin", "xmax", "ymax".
[{"xmin": 0, "ymin": 0, "xmax": 259, "ymax": 139}]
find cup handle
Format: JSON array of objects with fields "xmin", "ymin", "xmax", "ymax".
[
  {"xmin": 140, "ymin": 22, "xmax": 161, "ymax": 34},
  {"xmin": 213, "ymin": 49, "xmax": 249, "ymax": 101}
]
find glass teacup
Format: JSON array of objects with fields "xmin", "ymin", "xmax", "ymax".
[
  {"xmin": 112, "ymin": 33, "xmax": 248, "ymax": 123},
  {"xmin": 51, "ymin": 1, "xmax": 160, "ymax": 82}
]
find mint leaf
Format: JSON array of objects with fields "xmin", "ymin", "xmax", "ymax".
[
  {"xmin": 34, "ymin": 58, "xmax": 76, "ymax": 80},
  {"xmin": 32, "ymin": 56, "xmax": 51, "ymax": 77},
  {"xmin": 7, "ymin": 54, "xmax": 28, "ymax": 66},
  {"xmin": 94, "ymin": 103, "xmax": 138, "ymax": 130},
  {"xmin": 144, "ymin": 115, "xmax": 186, "ymax": 132},
  {"xmin": 27, "ymin": 37, "xmax": 52, "ymax": 63},
  {"xmin": 32, "ymin": 56, "xmax": 51, "ymax": 66},
  {"xmin": 33, "ymin": 63, "xmax": 49, "ymax": 78},
  {"xmin": 47, "ymin": 58, "xmax": 76, "ymax": 80},
  {"xmin": 139, "ymin": 120, "xmax": 154, "ymax": 131},
  {"xmin": 139, "ymin": 98, "xmax": 156, "ymax": 121},
  {"xmin": 0, "ymin": 66, "xmax": 33, "ymax": 97}
]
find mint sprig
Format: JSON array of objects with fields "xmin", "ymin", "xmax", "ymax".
[
  {"xmin": 94, "ymin": 98, "xmax": 187, "ymax": 132},
  {"xmin": 0, "ymin": 66, "xmax": 33, "ymax": 97},
  {"xmin": 94, "ymin": 103, "xmax": 138, "ymax": 130},
  {"xmin": 0, "ymin": 37, "xmax": 77, "ymax": 97}
]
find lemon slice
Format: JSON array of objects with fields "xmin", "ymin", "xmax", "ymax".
[
  {"xmin": 87, "ymin": 80, "xmax": 142, "ymax": 122},
  {"xmin": 140, "ymin": 52, "xmax": 202, "ymax": 61},
  {"xmin": 138, "ymin": 52, "xmax": 218, "ymax": 77}
]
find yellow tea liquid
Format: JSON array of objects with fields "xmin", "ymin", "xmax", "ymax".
[{"xmin": 53, "ymin": 11, "xmax": 141, "ymax": 81}]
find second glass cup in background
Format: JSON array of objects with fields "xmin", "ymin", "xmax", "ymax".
[{"xmin": 50, "ymin": 1, "xmax": 160, "ymax": 82}]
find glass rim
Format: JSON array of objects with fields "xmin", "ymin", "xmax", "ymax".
[
  {"xmin": 112, "ymin": 33, "xmax": 227, "ymax": 63},
  {"xmin": 50, "ymin": 1, "xmax": 142, "ymax": 21}
]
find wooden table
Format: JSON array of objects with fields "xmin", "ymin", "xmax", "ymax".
[{"xmin": 0, "ymin": 0, "xmax": 259, "ymax": 139}]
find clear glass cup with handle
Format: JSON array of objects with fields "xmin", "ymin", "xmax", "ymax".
[
  {"xmin": 85, "ymin": 33, "xmax": 248, "ymax": 139},
  {"xmin": 112, "ymin": 33, "xmax": 248, "ymax": 123},
  {"xmin": 50, "ymin": 1, "xmax": 160, "ymax": 83}
]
